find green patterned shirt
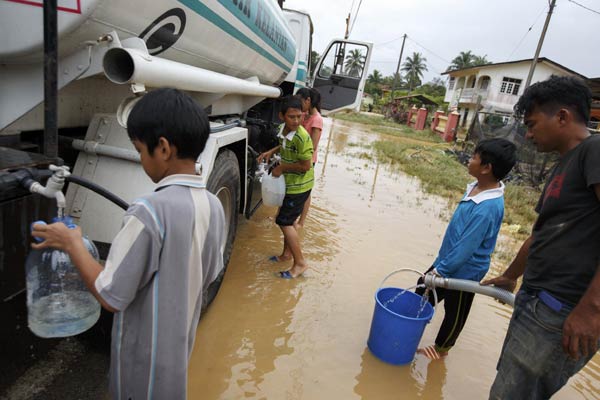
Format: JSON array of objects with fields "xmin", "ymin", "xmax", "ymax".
[{"xmin": 278, "ymin": 124, "xmax": 314, "ymax": 194}]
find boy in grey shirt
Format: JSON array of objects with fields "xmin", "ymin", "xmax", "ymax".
[{"xmin": 32, "ymin": 88, "xmax": 226, "ymax": 399}]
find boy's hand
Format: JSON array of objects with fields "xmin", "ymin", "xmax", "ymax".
[
  {"xmin": 481, "ymin": 275, "xmax": 517, "ymax": 293},
  {"xmin": 257, "ymin": 152, "xmax": 270, "ymax": 164},
  {"xmin": 271, "ymin": 164, "xmax": 283, "ymax": 177},
  {"xmin": 31, "ymin": 222, "xmax": 83, "ymax": 254}
]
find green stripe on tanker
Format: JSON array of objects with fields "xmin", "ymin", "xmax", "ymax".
[{"xmin": 178, "ymin": 0, "xmax": 294, "ymax": 73}]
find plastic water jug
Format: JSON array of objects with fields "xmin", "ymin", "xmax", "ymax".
[
  {"xmin": 261, "ymin": 172, "xmax": 286, "ymax": 207},
  {"xmin": 25, "ymin": 217, "xmax": 101, "ymax": 338}
]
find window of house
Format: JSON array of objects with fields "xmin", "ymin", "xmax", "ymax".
[
  {"xmin": 500, "ymin": 77, "xmax": 522, "ymax": 95},
  {"xmin": 480, "ymin": 77, "xmax": 490, "ymax": 90},
  {"xmin": 449, "ymin": 77, "xmax": 455, "ymax": 90}
]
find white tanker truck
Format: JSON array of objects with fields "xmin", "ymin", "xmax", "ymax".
[{"xmin": 0, "ymin": 0, "xmax": 371, "ymax": 386}]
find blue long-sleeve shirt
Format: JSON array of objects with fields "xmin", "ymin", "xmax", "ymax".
[{"xmin": 433, "ymin": 181, "xmax": 505, "ymax": 281}]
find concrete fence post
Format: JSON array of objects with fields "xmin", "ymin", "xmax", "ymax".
[
  {"xmin": 444, "ymin": 111, "xmax": 460, "ymax": 142},
  {"xmin": 415, "ymin": 107, "xmax": 428, "ymax": 130}
]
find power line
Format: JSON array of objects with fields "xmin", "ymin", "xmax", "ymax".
[
  {"xmin": 376, "ymin": 35, "xmax": 406, "ymax": 46},
  {"xmin": 568, "ymin": 0, "xmax": 600, "ymax": 15},
  {"xmin": 373, "ymin": 38, "xmax": 447, "ymax": 76},
  {"xmin": 349, "ymin": 0, "xmax": 357, "ymax": 16},
  {"xmin": 348, "ymin": 0, "xmax": 364, "ymax": 36},
  {"xmin": 405, "ymin": 36, "xmax": 451, "ymax": 64},
  {"xmin": 506, "ymin": 5, "xmax": 548, "ymax": 60}
]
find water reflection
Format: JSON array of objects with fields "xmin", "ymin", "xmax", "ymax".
[
  {"xmin": 187, "ymin": 118, "xmax": 599, "ymax": 399},
  {"xmin": 354, "ymin": 347, "xmax": 448, "ymax": 399}
]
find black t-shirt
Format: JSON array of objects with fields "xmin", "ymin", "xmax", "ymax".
[{"xmin": 524, "ymin": 134, "xmax": 600, "ymax": 305}]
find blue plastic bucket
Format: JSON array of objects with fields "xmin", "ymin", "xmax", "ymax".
[{"xmin": 367, "ymin": 270, "xmax": 435, "ymax": 365}]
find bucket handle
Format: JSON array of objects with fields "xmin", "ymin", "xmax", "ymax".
[{"xmin": 378, "ymin": 268, "xmax": 439, "ymax": 313}]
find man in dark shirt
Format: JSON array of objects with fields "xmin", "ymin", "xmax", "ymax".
[{"xmin": 483, "ymin": 76, "xmax": 600, "ymax": 399}]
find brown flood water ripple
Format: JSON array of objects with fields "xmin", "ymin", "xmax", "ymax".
[{"xmin": 188, "ymin": 118, "xmax": 600, "ymax": 399}]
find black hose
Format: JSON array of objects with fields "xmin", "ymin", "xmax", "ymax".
[
  {"xmin": 0, "ymin": 168, "xmax": 53, "ymax": 192},
  {"xmin": 66, "ymin": 175, "xmax": 129, "ymax": 211},
  {"xmin": 210, "ymin": 120, "xmax": 242, "ymax": 133}
]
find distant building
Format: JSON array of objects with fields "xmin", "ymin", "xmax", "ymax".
[
  {"xmin": 442, "ymin": 57, "xmax": 587, "ymax": 128},
  {"xmin": 590, "ymin": 77, "xmax": 600, "ymax": 131}
]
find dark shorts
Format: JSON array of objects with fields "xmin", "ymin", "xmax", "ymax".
[{"xmin": 275, "ymin": 190, "xmax": 311, "ymax": 226}]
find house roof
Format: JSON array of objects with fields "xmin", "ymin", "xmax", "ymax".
[
  {"xmin": 442, "ymin": 57, "xmax": 587, "ymax": 79},
  {"xmin": 588, "ymin": 77, "xmax": 600, "ymax": 100},
  {"xmin": 393, "ymin": 94, "xmax": 439, "ymax": 106}
]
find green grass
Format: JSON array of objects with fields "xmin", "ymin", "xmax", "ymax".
[
  {"xmin": 335, "ymin": 112, "xmax": 540, "ymax": 237},
  {"xmin": 502, "ymin": 184, "xmax": 540, "ymax": 234},
  {"xmin": 373, "ymin": 141, "xmax": 471, "ymax": 201},
  {"xmin": 335, "ymin": 112, "xmax": 444, "ymax": 144},
  {"xmin": 334, "ymin": 111, "xmax": 403, "ymax": 128}
]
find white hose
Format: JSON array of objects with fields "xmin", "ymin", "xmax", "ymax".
[{"xmin": 424, "ymin": 275, "xmax": 515, "ymax": 307}]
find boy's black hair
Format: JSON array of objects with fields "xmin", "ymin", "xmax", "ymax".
[
  {"xmin": 474, "ymin": 138, "xmax": 517, "ymax": 181},
  {"xmin": 280, "ymin": 95, "xmax": 303, "ymax": 115},
  {"xmin": 514, "ymin": 75, "xmax": 592, "ymax": 123},
  {"xmin": 296, "ymin": 87, "xmax": 322, "ymax": 113},
  {"xmin": 127, "ymin": 88, "xmax": 210, "ymax": 160}
]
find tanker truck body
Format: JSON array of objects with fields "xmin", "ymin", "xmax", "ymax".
[{"xmin": 0, "ymin": 0, "xmax": 371, "ymax": 389}]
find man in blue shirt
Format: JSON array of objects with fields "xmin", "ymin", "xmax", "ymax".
[{"xmin": 416, "ymin": 138, "xmax": 517, "ymax": 360}]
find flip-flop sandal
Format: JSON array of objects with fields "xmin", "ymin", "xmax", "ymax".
[
  {"xmin": 268, "ymin": 256, "xmax": 280, "ymax": 262},
  {"xmin": 278, "ymin": 271, "xmax": 293, "ymax": 279}
]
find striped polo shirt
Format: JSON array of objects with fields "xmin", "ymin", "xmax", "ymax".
[
  {"xmin": 94, "ymin": 174, "xmax": 225, "ymax": 399},
  {"xmin": 278, "ymin": 124, "xmax": 314, "ymax": 194}
]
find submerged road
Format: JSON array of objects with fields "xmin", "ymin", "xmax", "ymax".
[
  {"xmin": 186, "ymin": 119, "xmax": 600, "ymax": 399},
  {"xmin": 2, "ymin": 118, "xmax": 598, "ymax": 399}
]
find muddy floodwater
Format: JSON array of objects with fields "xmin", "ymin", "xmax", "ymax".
[{"xmin": 188, "ymin": 118, "xmax": 600, "ymax": 399}]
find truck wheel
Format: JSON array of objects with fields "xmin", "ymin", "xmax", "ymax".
[{"xmin": 203, "ymin": 149, "xmax": 240, "ymax": 311}]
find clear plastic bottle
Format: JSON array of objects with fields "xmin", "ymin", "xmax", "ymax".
[{"xmin": 25, "ymin": 217, "xmax": 101, "ymax": 338}]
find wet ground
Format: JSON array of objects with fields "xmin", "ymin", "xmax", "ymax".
[
  {"xmin": 187, "ymin": 118, "xmax": 600, "ymax": 399},
  {"xmin": 3, "ymin": 118, "xmax": 599, "ymax": 399}
]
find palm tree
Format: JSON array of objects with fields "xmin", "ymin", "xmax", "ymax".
[
  {"xmin": 472, "ymin": 54, "xmax": 491, "ymax": 66},
  {"xmin": 309, "ymin": 50, "xmax": 321, "ymax": 76},
  {"xmin": 367, "ymin": 69, "xmax": 383, "ymax": 85},
  {"xmin": 344, "ymin": 49, "xmax": 366, "ymax": 77},
  {"xmin": 448, "ymin": 51, "xmax": 474, "ymax": 71},
  {"xmin": 401, "ymin": 52, "xmax": 428, "ymax": 91}
]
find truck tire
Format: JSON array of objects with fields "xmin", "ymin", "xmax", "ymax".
[{"xmin": 203, "ymin": 149, "xmax": 240, "ymax": 311}]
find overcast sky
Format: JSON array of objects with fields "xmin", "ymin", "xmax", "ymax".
[{"xmin": 283, "ymin": 0, "xmax": 600, "ymax": 83}]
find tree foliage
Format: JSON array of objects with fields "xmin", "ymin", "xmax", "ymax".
[
  {"xmin": 309, "ymin": 50, "xmax": 321, "ymax": 76},
  {"xmin": 448, "ymin": 51, "xmax": 492, "ymax": 71},
  {"xmin": 367, "ymin": 69, "xmax": 383, "ymax": 85},
  {"xmin": 401, "ymin": 52, "xmax": 428, "ymax": 91},
  {"xmin": 344, "ymin": 49, "xmax": 366, "ymax": 77}
]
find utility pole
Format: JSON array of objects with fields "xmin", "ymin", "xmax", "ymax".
[
  {"xmin": 43, "ymin": 0, "xmax": 58, "ymax": 158},
  {"xmin": 524, "ymin": 0, "xmax": 556, "ymax": 89},
  {"xmin": 344, "ymin": 13, "xmax": 351, "ymax": 39},
  {"xmin": 390, "ymin": 34, "xmax": 407, "ymax": 101}
]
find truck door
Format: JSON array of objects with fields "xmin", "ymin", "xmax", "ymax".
[{"xmin": 312, "ymin": 40, "xmax": 372, "ymax": 114}]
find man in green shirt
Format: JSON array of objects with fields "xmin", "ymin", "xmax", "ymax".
[{"xmin": 258, "ymin": 96, "xmax": 314, "ymax": 278}]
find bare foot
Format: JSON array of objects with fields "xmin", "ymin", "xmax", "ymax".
[
  {"xmin": 287, "ymin": 263, "xmax": 309, "ymax": 278},
  {"xmin": 416, "ymin": 345, "xmax": 447, "ymax": 360}
]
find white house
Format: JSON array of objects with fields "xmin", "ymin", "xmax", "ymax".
[
  {"xmin": 362, "ymin": 93, "xmax": 374, "ymax": 106},
  {"xmin": 442, "ymin": 57, "xmax": 587, "ymax": 128}
]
